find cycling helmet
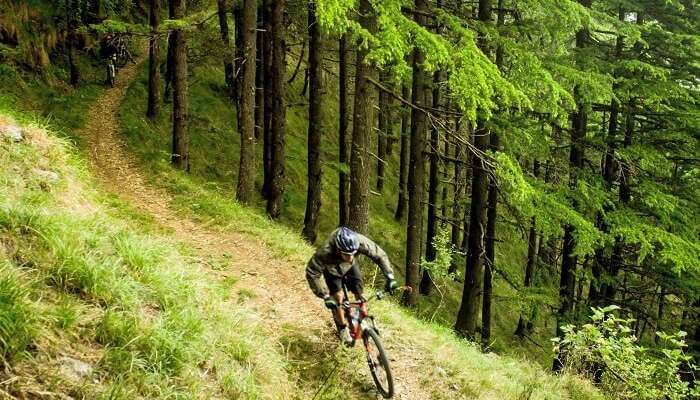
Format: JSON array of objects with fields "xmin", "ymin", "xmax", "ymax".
[{"xmin": 334, "ymin": 227, "xmax": 359, "ymax": 254}]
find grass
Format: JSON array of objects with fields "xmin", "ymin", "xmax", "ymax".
[{"xmin": 0, "ymin": 110, "xmax": 295, "ymax": 398}]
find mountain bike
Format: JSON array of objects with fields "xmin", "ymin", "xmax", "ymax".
[{"xmin": 340, "ymin": 283, "xmax": 409, "ymax": 398}]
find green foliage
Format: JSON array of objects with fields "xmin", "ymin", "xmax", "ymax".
[
  {"xmin": 556, "ymin": 306, "xmax": 700, "ymax": 400},
  {"xmin": 0, "ymin": 261, "xmax": 36, "ymax": 363}
]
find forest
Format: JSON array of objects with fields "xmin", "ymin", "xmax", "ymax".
[{"xmin": 0, "ymin": 0, "xmax": 699, "ymax": 398}]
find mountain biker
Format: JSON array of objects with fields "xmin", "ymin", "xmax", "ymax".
[{"xmin": 306, "ymin": 227, "xmax": 398, "ymax": 345}]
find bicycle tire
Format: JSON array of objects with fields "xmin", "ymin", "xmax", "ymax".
[
  {"xmin": 107, "ymin": 65, "xmax": 116, "ymax": 87},
  {"xmin": 363, "ymin": 328, "xmax": 394, "ymax": 398}
]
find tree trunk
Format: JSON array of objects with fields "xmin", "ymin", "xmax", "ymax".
[
  {"xmin": 170, "ymin": 0, "xmax": 188, "ymax": 171},
  {"xmin": 421, "ymin": 70, "xmax": 442, "ymax": 295},
  {"xmin": 255, "ymin": 5, "xmax": 264, "ymax": 140},
  {"xmin": 338, "ymin": 35, "xmax": 350, "ymax": 226},
  {"xmin": 266, "ymin": 0, "xmax": 286, "ymax": 218},
  {"xmin": 233, "ymin": 3, "xmax": 242, "ymax": 104},
  {"xmin": 394, "ymin": 83, "xmax": 410, "ymax": 221},
  {"xmin": 482, "ymin": 131, "xmax": 499, "ymax": 348},
  {"xmin": 261, "ymin": 0, "xmax": 274, "ymax": 199},
  {"xmin": 347, "ymin": 0, "xmax": 377, "ymax": 234},
  {"xmin": 66, "ymin": 0, "xmax": 80, "ymax": 86},
  {"xmin": 448, "ymin": 119, "xmax": 464, "ymax": 275},
  {"xmin": 217, "ymin": 0, "xmax": 235, "ymax": 98},
  {"xmin": 147, "ymin": 0, "xmax": 161, "ymax": 119},
  {"xmin": 402, "ymin": 0, "xmax": 428, "ymax": 307},
  {"xmin": 236, "ymin": 0, "xmax": 257, "ymax": 203},
  {"xmin": 455, "ymin": 119, "xmax": 489, "ymax": 339},
  {"xmin": 516, "ymin": 161, "xmax": 540, "ymax": 337},
  {"xmin": 302, "ymin": 0, "xmax": 322, "ymax": 242},
  {"xmin": 454, "ymin": 0, "xmax": 492, "ymax": 339},
  {"xmin": 376, "ymin": 73, "xmax": 389, "ymax": 192}
]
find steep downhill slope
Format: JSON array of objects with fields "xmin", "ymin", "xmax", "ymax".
[{"xmin": 0, "ymin": 41, "xmax": 604, "ymax": 400}]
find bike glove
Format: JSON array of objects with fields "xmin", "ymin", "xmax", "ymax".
[
  {"xmin": 324, "ymin": 296, "xmax": 338, "ymax": 309},
  {"xmin": 385, "ymin": 279, "xmax": 398, "ymax": 295}
]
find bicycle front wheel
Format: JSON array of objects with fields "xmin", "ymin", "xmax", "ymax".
[{"xmin": 363, "ymin": 328, "xmax": 394, "ymax": 398}]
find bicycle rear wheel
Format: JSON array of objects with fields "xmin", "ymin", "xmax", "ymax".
[{"xmin": 363, "ymin": 328, "xmax": 394, "ymax": 398}]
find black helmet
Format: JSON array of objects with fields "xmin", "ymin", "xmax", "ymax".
[{"xmin": 334, "ymin": 227, "xmax": 359, "ymax": 254}]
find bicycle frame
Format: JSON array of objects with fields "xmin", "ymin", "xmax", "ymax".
[{"xmin": 340, "ymin": 284, "xmax": 383, "ymax": 344}]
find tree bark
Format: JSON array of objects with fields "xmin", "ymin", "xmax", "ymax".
[
  {"xmin": 233, "ymin": 3, "xmax": 242, "ymax": 104},
  {"xmin": 261, "ymin": 0, "xmax": 274, "ymax": 199},
  {"xmin": 266, "ymin": 0, "xmax": 286, "ymax": 218},
  {"xmin": 66, "ymin": 0, "xmax": 80, "ymax": 86},
  {"xmin": 448, "ymin": 118, "xmax": 464, "ymax": 275},
  {"xmin": 170, "ymin": 0, "xmax": 188, "ymax": 171},
  {"xmin": 302, "ymin": 0, "xmax": 322, "ymax": 242},
  {"xmin": 421, "ymin": 69, "xmax": 442, "ymax": 295},
  {"xmin": 338, "ymin": 35, "xmax": 350, "ymax": 226},
  {"xmin": 236, "ymin": 0, "xmax": 257, "ymax": 204},
  {"xmin": 402, "ymin": 0, "xmax": 428, "ymax": 307},
  {"xmin": 255, "ymin": 5, "xmax": 264, "ymax": 140},
  {"xmin": 394, "ymin": 83, "xmax": 410, "ymax": 221},
  {"xmin": 347, "ymin": 0, "xmax": 377, "ymax": 234},
  {"xmin": 147, "ymin": 0, "xmax": 161, "ymax": 119},
  {"xmin": 516, "ymin": 161, "xmax": 540, "ymax": 337},
  {"xmin": 482, "ymin": 130, "xmax": 499, "ymax": 348},
  {"xmin": 376, "ymin": 73, "xmax": 389, "ymax": 192},
  {"xmin": 217, "ymin": 0, "xmax": 235, "ymax": 99}
]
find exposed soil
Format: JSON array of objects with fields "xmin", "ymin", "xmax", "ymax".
[{"xmin": 79, "ymin": 52, "xmax": 436, "ymax": 400}]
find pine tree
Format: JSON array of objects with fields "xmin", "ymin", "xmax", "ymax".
[{"xmin": 236, "ymin": 0, "xmax": 257, "ymax": 204}]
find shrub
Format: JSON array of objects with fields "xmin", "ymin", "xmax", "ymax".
[{"xmin": 555, "ymin": 305, "xmax": 700, "ymax": 400}]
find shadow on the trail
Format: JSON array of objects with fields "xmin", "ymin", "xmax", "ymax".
[{"xmin": 279, "ymin": 323, "xmax": 382, "ymax": 400}]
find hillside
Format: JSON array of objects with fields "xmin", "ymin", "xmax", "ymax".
[{"xmin": 0, "ymin": 51, "xmax": 603, "ymax": 399}]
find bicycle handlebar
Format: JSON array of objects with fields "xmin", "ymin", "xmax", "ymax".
[{"xmin": 342, "ymin": 286, "xmax": 412, "ymax": 308}]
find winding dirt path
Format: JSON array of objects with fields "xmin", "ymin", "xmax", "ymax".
[{"xmin": 79, "ymin": 54, "xmax": 433, "ymax": 400}]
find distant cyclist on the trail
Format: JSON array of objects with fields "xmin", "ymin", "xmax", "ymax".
[{"xmin": 306, "ymin": 227, "xmax": 398, "ymax": 345}]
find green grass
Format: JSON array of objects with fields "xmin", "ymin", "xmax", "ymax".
[{"xmin": 0, "ymin": 110, "xmax": 295, "ymax": 398}]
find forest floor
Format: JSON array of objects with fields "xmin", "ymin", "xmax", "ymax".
[{"xmin": 78, "ymin": 48, "xmax": 433, "ymax": 400}]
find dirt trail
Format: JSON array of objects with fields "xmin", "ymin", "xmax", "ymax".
[{"xmin": 79, "ymin": 54, "xmax": 432, "ymax": 399}]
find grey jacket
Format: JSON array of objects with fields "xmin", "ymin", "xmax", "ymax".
[{"xmin": 306, "ymin": 228, "xmax": 394, "ymax": 298}]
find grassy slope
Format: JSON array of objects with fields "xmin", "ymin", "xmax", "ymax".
[
  {"xmin": 0, "ymin": 110, "xmax": 294, "ymax": 398},
  {"xmin": 117, "ymin": 36, "xmax": 561, "ymax": 366}
]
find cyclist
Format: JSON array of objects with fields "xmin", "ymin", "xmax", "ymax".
[{"xmin": 306, "ymin": 227, "xmax": 398, "ymax": 344}]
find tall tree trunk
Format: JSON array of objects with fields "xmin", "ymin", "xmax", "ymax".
[
  {"xmin": 482, "ymin": 130, "xmax": 499, "ymax": 348},
  {"xmin": 266, "ymin": 0, "xmax": 286, "ymax": 218},
  {"xmin": 454, "ymin": 0, "xmax": 492, "ymax": 339},
  {"xmin": 147, "ymin": 0, "xmax": 161, "ymax": 119},
  {"xmin": 236, "ymin": 0, "xmax": 257, "ymax": 203},
  {"xmin": 516, "ymin": 161, "xmax": 540, "ymax": 337},
  {"xmin": 255, "ymin": 5, "xmax": 264, "ymax": 139},
  {"xmin": 394, "ymin": 83, "xmax": 410, "ymax": 221},
  {"xmin": 302, "ymin": 0, "xmax": 322, "ymax": 242},
  {"xmin": 441, "ymin": 135, "xmax": 449, "ymax": 219},
  {"xmin": 217, "ymin": 0, "xmax": 235, "ymax": 98},
  {"xmin": 347, "ymin": 0, "xmax": 377, "ymax": 234},
  {"xmin": 421, "ymin": 70, "xmax": 442, "ymax": 295},
  {"xmin": 66, "ymin": 0, "xmax": 80, "ymax": 86},
  {"xmin": 170, "ymin": 0, "xmax": 188, "ymax": 171},
  {"xmin": 261, "ymin": 0, "xmax": 274, "ymax": 199},
  {"xmin": 402, "ymin": 0, "xmax": 428, "ymax": 307},
  {"xmin": 448, "ymin": 119, "xmax": 464, "ymax": 275},
  {"xmin": 376, "ymin": 79, "xmax": 387, "ymax": 192},
  {"xmin": 338, "ymin": 35, "xmax": 350, "ymax": 226},
  {"xmin": 233, "ymin": 3, "xmax": 242, "ymax": 104}
]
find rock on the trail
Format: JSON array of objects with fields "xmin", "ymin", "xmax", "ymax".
[
  {"xmin": 1, "ymin": 124, "xmax": 24, "ymax": 142},
  {"xmin": 33, "ymin": 168, "xmax": 60, "ymax": 182},
  {"xmin": 58, "ymin": 356, "xmax": 93, "ymax": 381}
]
